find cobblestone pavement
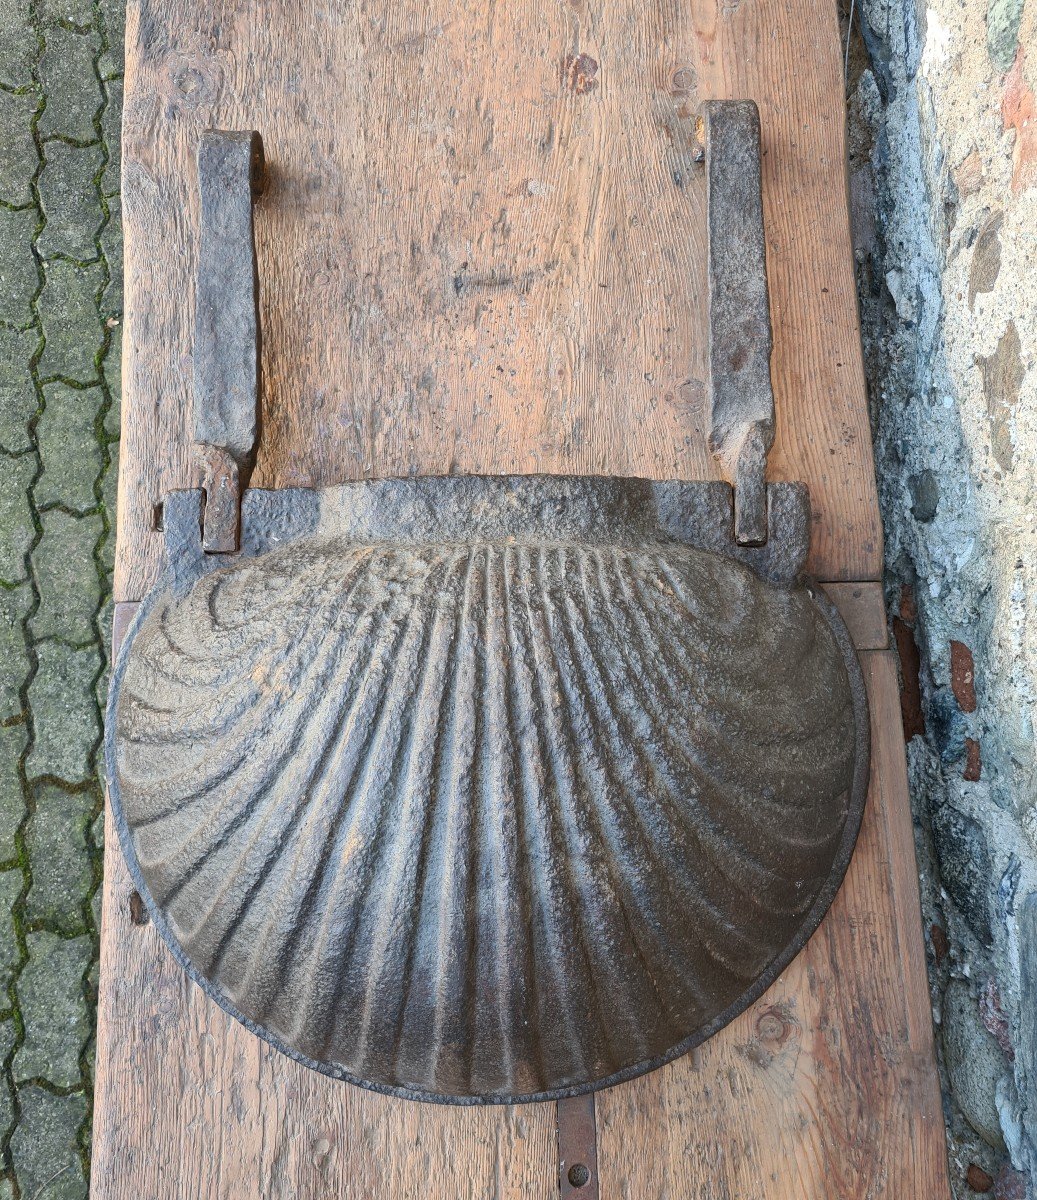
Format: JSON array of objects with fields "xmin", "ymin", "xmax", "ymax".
[{"xmin": 0, "ymin": 0, "xmax": 123, "ymax": 1195}]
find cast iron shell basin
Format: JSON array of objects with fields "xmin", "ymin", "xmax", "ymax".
[{"xmin": 106, "ymin": 473, "xmax": 869, "ymax": 1104}]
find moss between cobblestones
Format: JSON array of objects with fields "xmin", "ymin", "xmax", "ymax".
[
  {"xmin": 24, "ymin": 787, "xmax": 93, "ymax": 932},
  {"xmin": 0, "ymin": 90, "xmax": 38, "ymax": 208},
  {"xmin": 14, "ymin": 932, "xmax": 92, "ymax": 1087},
  {"xmin": 0, "ymin": 330, "xmax": 38, "ymax": 455},
  {"xmin": 10, "ymin": 1087, "xmax": 87, "ymax": 1200},
  {"xmin": 33, "ymin": 383, "xmax": 105, "ymax": 513},
  {"xmin": 0, "ymin": 0, "xmax": 122, "ymax": 1190}
]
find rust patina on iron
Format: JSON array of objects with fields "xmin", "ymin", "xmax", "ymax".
[
  {"xmin": 193, "ymin": 129, "xmax": 265, "ymax": 552},
  {"xmin": 104, "ymin": 103, "xmax": 870, "ymax": 1105},
  {"xmin": 701, "ymin": 100, "xmax": 775, "ymax": 548}
]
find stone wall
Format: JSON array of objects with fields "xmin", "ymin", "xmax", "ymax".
[{"xmin": 848, "ymin": 0, "xmax": 1037, "ymax": 1192}]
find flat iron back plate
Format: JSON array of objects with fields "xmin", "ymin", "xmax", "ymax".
[{"xmin": 106, "ymin": 474, "xmax": 869, "ymax": 1104}]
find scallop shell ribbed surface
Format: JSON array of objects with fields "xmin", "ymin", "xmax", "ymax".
[{"xmin": 111, "ymin": 534, "xmax": 862, "ymax": 1102}]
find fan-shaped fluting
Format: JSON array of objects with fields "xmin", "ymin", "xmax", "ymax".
[{"xmin": 112, "ymin": 534, "xmax": 861, "ymax": 1101}]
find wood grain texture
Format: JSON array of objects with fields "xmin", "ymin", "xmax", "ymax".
[
  {"xmin": 595, "ymin": 651, "xmax": 950, "ymax": 1200},
  {"xmin": 113, "ymin": 0, "xmax": 881, "ymax": 603},
  {"xmin": 823, "ymin": 581, "xmax": 890, "ymax": 651},
  {"xmin": 95, "ymin": 0, "xmax": 941, "ymax": 1194}
]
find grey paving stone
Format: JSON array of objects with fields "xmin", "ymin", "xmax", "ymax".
[
  {"xmin": 14, "ymin": 931, "xmax": 91, "ymax": 1086},
  {"xmin": 0, "ymin": 869, "xmax": 24, "ymax": 991},
  {"xmin": 98, "ymin": 0, "xmax": 125, "ymax": 81},
  {"xmin": 100, "ymin": 193, "xmax": 123, "ymax": 315},
  {"xmin": 0, "ymin": 0, "xmax": 122, "ymax": 1180},
  {"xmin": 0, "ymin": 451, "xmax": 36, "ymax": 584},
  {"xmin": 25, "ymin": 640, "xmax": 102, "ymax": 784},
  {"xmin": 35, "ymin": 382, "xmax": 104, "ymax": 512},
  {"xmin": 0, "ymin": 325, "xmax": 40, "ymax": 455},
  {"xmin": 0, "ymin": 724, "xmax": 28, "ymax": 862},
  {"xmin": 89, "ymin": 888, "xmax": 102, "ymax": 944},
  {"xmin": 90, "ymin": 807, "xmax": 104, "ymax": 851},
  {"xmin": 38, "ymin": 25, "xmax": 102, "ymax": 144},
  {"xmin": 30, "ymin": 510, "xmax": 102, "ymax": 643},
  {"xmin": 39, "ymin": 0, "xmax": 95, "ymax": 26},
  {"xmin": 0, "ymin": 0, "xmax": 35, "ymax": 90},
  {"xmin": 0, "ymin": 1021, "xmax": 14, "ymax": 1137},
  {"xmin": 25, "ymin": 785, "xmax": 93, "ymax": 931},
  {"xmin": 0, "ymin": 87, "xmax": 39, "ymax": 207},
  {"xmin": 11, "ymin": 1086, "xmax": 88, "ymax": 1200},
  {"xmin": 82, "ymin": 1031, "xmax": 95, "ymax": 1093},
  {"xmin": 0, "ymin": 1018, "xmax": 16, "ymax": 1062},
  {"xmin": 37, "ymin": 258, "xmax": 105, "ymax": 384},
  {"xmin": 92, "ymin": 739, "xmax": 109, "ymax": 799},
  {"xmin": 0, "ymin": 205, "xmax": 40, "ymax": 326},
  {"xmin": 101, "ymin": 76, "xmax": 122, "ymax": 196},
  {"xmin": 37, "ymin": 140, "xmax": 105, "ymax": 261},
  {"xmin": 0, "ymin": 580, "xmax": 32, "ymax": 721},
  {"xmin": 0, "ymin": 1016, "xmax": 14, "ymax": 1063}
]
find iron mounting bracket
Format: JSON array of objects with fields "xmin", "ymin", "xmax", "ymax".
[{"xmin": 192, "ymin": 129, "xmax": 265, "ymax": 552}]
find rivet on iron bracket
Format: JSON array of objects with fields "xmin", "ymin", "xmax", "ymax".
[
  {"xmin": 699, "ymin": 100, "xmax": 774, "ymax": 548},
  {"xmin": 193, "ymin": 129, "xmax": 265, "ymax": 553},
  {"xmin": 557, "ymin": 1095, "xmax": 599, "ymax": 1200}
]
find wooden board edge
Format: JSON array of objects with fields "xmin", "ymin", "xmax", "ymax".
[
  {"xmin": 823, "ymin": 580, "xmax": 889, "ymax": 650},
  {"xmin": 858, "ymin": 649, "xmax": 945, "ymax": 1063}
]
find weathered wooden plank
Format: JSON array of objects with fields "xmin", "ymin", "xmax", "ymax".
[
  {"xmin": 113, "ymin": 0, "xmax": 881, "ymax": 604},
  {"xmin": 94, "ymin": 0, "xmax": 941, "ymax": 1195},
  {"xmin": 823, "ymin": 580, "xmax": 889, "ymax": 650}
]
